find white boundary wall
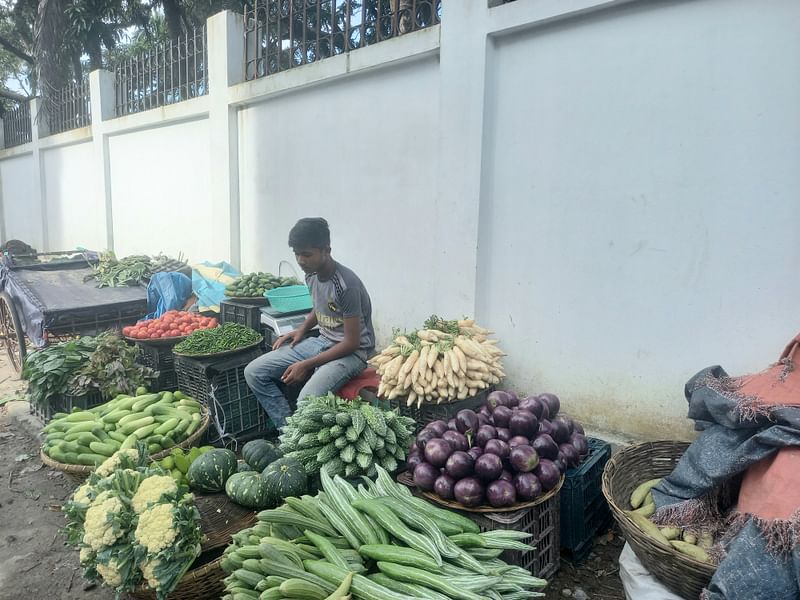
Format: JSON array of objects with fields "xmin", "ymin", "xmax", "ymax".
[{"xmin": 1, "ymin": 0, "xmax": 799, "ymax": 440}]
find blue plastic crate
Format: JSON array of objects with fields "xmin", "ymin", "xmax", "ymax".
[{"xmin": 560, "ymin": 437, "xmax": 613, "ymax": 562}]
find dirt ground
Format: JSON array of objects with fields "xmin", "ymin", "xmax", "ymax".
[
  {"xmin": 0, "ymin": 349, "xmax": 628, "ymax": 600},
  {"xmin": 544, "ymin": 530, "xmax": 627, "ymax": 600}
]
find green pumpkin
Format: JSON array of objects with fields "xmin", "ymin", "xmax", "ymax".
[
  {"xmin": 225, "ymin": 471, "xmax": 272, "ymax": 509},
  {"xmin": 186, "ymin": 448, "xmax": 237, "ymax": 493},
  {"xmin": 242, "ymin": 439, "xmax": 283, "ymax": 472},
  {"xmin": 261, "ymin": 457, "xmax": 307, "ymax": 505},
  {"xmin": 237, "ymin": 459, "xmax": 256, "ymax": 472}
]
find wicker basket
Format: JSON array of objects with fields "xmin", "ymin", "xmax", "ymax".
[
  {"xmin": 194, "ymin": 493, "xmax": 257, "ymax": 552},
  {"xmin": 602, "ymin": 440, "xmax": 716, "ymax": 599},
  {"xmin": 125, "ymin": 554, "xmax": 225, "ymax": 600},
  {"xmin": 40, "ymin": 411, "xmax": 211, "ymax": 482},
  {"xmin": 397, "ymin": 470, "xmax": 564, "ymax": 513}
]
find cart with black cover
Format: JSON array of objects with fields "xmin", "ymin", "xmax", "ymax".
[{"xmin": 0, "ymin": 249, "xmax": 148, "ymax": 373}]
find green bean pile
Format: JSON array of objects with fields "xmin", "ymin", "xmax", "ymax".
[{"xmin": 174, "ymin": 323, "xmax": 262, "ymax": 355}]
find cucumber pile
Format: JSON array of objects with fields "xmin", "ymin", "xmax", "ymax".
[
  {"xmin": 280, "ymin": 394, "xmax": 415, "ymax": 479},
  {"xmin": 42, "ymin": 389, "xmax": 205, "ymax": 466},
  {"xmin": 225, "ymin": 272, "xmax": 301, "ymax": 298},
  {"xmin": 220, "ymin": 465, "xmax": 548, "ymax": 600}
]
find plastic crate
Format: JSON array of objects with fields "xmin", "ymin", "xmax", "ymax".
[
  {"xmin": 385, "ymin": 390, "xmax": 491, "ymax": 433},
  {"xmin": 174, "ymin": 348, "xmax": 275, "ymax": 446},
  {"xmin": 150, "ymin": 370, "xmax": 179, "ymax": 392},
  {"xmin": 136, "ymin": 342, "xmax": 179, "ymax": 392},
  {"xmin": 460, "ymin": 493, "xmax": 561, "ymax": 579},
  {"xmin": 560, "ymin": 437, "xmax": 613, "ymax": 562},
  {"xmin": 220, "ymin": 300, "xmax": 263, "ymax": 331},
  {"xmin": 220, "ymin": 300, "xmax": 272, "ymax": 351},
  {"xmin": 29, "ymin": 390, "xmax": 107, "ymax": 422},
  {"xmin": 136, "ymin": 342, "xmax": 177, "ymax": 372},
  {"xmin": 57, "ymin": 390, "xmax": 107, "ymax": 413},
  {"xmin": 29, "ymin": 402, "xmax": 55, "ymax": 423}
]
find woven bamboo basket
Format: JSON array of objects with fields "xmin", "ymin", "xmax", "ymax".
[
  {"xmin": 194, "ymin": 493, "xmax": 257, "ymax": 552},
  {"xmin": 40, "ymin": 411, "xmax": 211, "ymax": 484},
  {"xmin": 602, "ymin": 440, "xmax": 716, "ymax": 599},
  {"xmin": 125, "ymin": 554, "xmax": 225, "ymax": 600},
  {"xmin": 397, "ymin": 470, "xmax": 564, "ymax": 513}
]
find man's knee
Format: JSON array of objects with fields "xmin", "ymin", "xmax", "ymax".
[{"xmin": 244, "ymin": 354, "xmax": 282, "ymax": 385}]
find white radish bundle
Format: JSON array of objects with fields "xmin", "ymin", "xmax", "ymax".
[{"xmin": 368, "ymin": 316, "xmax": 506, "ymax": 408}]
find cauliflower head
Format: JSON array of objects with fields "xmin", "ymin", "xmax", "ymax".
[
  {"xmin": 135, "ymin": 503, "xmax": 177, "ymax": 554},
  {"xmin": 95, "ymin": 558, "xmax": 122, "ymax": 588},
  {"xmin": 132, "ymin": 475, "xmax": 177, "ymax": 514},
  {"xmin": 83, "ymin": 493, "xmax": 125, "ymax": 551},
  {"xmin": 96, "ymin": 449, "xmax": 140, "ymax": 478},
  {"xmin": 141, "ymin": 558, "xmax": 161, "ymax": 590},
  {"xmin": 73, "ymin": 482, "xmax": 92, "ymax": 505},
  {"xmin": 79, "ymin": 547, "xmax": 95, "ymax": 566}
]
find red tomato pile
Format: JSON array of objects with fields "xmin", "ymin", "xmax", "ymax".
[{"xmin": 123, "ymin": 311, "xmax": 219, "ymax": 340}]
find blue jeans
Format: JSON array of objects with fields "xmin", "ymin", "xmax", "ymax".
[{"xmin": 243, "ymin": 336, "xmax": 367, "ymax": 430}]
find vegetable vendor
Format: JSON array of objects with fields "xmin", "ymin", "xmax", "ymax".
[{"xmin": 244, "ymin": 217, "xmax": 375, "ymax": 429}]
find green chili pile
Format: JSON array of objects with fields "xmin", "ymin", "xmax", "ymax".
[{"xmin": 174, "ymin": 323, "xmax": 262, "ymax": 356}]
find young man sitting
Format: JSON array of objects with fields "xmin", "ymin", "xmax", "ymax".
[{"xmin": 244, "ymin": 217, "xmax": 375, "ymax": 430}]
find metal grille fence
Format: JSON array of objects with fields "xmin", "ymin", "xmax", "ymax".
[
  {"xmin": 2, "ymin": 101, "xmax": 32, "ymax": 148},
  {"xmin": 244, "ymin": 0, "xmax": 442, "ymax": 81},
  {"xmin": 44, "ymin": 79, "xmax": 91, "ymax": 135},
  {"xmin": 114, "ymin": 26, "xmax": 208, "ymax": 117}
]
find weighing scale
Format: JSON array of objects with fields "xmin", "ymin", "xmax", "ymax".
[{"xmin": 260, "ymin": 305, "xmax": 314, "ymax": 336}]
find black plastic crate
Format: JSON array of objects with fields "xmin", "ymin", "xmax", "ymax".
[
  {"xmin": 560, "ymin": 437, "xmax": 613, "ymax": 562},
  {"xmin": 136, "ymin": 341, "xmax": 177, "ymax": 372},
  {"xmin": 220, "ymin": 300, "xmax": 263, "ymax": 331},
  {"xmin": 460, "ymin": 494, "xmax": 561, "ymax": 579},
  {"xmin": 384, "ymin": 390, "xmax": 491, "ymax": 433},
  {"xmin": 29, "ymin": 401, "xmax": 56, "ymax": 423},
  {"xmin": 29, "ymin": 390, "xmax": 107, "ymax": 423},
  {"xmin": 150, "ymin": 370, "xmax": 179, "ymax": 392},
  {"xmin": 175, "ymin": 348, "xmax": 275, "ymax": 446},
  {"xmin": 57, "ymin": 390, "xmax": 107, "ymax": 413}
]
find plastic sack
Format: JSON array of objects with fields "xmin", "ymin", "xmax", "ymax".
[
  {"xmin": 145, "ymin": 272, "xmax": 193, "ymax": 319},
  {"xmin": 191, "ymin": 261, "xmax": 241, "ymax": 313},
  {"xmin": 618, "ymin": 543, "xmax": 683, "ymax": 600}
]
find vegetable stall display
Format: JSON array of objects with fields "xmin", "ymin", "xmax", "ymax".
[
  {"xmin": 409, "ymin": 390, "xmax": 590, "ymax": 508},
  {"xmin": 173, "ymin": 322, "xmax": 263, "ymax": 356},
  {"xmin": 178, "ymin": 439, "xmax": 308, "ymax": 511},
  {"xmin": 220, "ymin": 465, "xmax": 548, "ymax": 600},
  {"xmin": 23, "ymin": 332, "xmax": 154, "ymax": 415},
  {"xmin": 41, "ymin": 390, "xmax": 206, "ymax": 467},
  {"xmin": 224, "ymin": 271, "xmax": 302, "ymax": 299},
  {"xmin": 123, "ymin": 311, "xmax": 218, "ymax": 341},
  {"xmin": 63, "ymin": 446, "xmax": 203, "ymax": 599},
  {"xmin": 23, "ymin": 336, "xmax": 98, "ymax": 413},
  {"xmin": 368, "ymin": 316, "xmax": 506, "ymax": 407},
  {"xmin": 279, "ymin": 393, "xmax": 415, "ymax": 478},
  {"xmin": 84, "ymin": 251, "xmax": 188, "ymax": 288},
  {"xmin": 68, "ymin": 331, "xmax": 156, "ymax": 397},
  {"xmin": 153, "ymin": 445, "xmax": 216, "ymax": 485}
]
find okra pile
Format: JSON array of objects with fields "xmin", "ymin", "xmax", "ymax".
[
  {"xmin": 221, "ymin": 465, "xmax": 548, "ymax": 600},
  {"xmin": 279, "ymin": 393, "xmax": 415, "ymax": 479},
  {"xmin": 42, "ymin": 389, "xmax": 205, "ymax": 466},
  {"xmin": 174, "ymin": 322, "xmax": 263, "ymax": 356}
]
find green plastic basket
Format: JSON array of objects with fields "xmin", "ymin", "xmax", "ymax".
[{"xmin": 264, "ymin": 285, "xmax": 313, "ymax": 313}]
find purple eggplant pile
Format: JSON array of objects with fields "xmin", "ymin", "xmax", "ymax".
[{"xmin": 408, "ymin": 390, "xmax": 590, "ymax": 509}]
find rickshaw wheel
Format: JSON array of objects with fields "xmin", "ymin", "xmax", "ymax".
[{"xmin": 0, "ymin": 292, "xmax": 25, "ymax": 373}]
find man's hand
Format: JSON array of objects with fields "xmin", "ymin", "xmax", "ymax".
[
  {"xmin": 273, "ymin": 329, "xmax": 305, "ymax": 350},
  {"xmin": 281, "ymin": 360, "xmax": 311, "ymax": 385}
]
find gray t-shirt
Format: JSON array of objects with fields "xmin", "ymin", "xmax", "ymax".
[{"xmin": 306, "ymin": 262, "xmax": 375, "ymax": 359}]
